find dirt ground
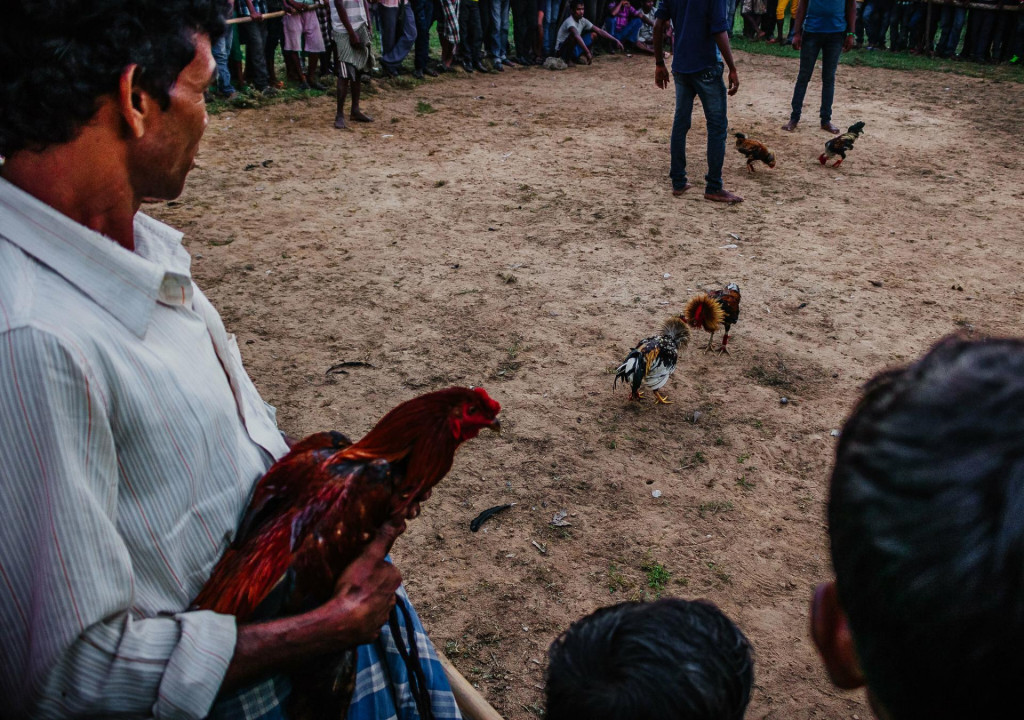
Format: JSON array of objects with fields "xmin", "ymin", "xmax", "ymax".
[{"xmin": 151, "ymin": 50, "xmax": 1023, "ymax": 719}]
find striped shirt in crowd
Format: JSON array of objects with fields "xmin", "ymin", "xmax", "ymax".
[{"xmin": 0, "ymin": 176, "xmax": 290, "ymax": 718}]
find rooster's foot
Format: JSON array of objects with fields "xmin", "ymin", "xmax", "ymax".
[{"xmin": 654, "ymin": 391, "xmax": 673, "ymax": 405}]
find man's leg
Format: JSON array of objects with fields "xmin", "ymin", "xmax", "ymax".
[
  {"xmin": 212, "ymin": 31, "xmax": 237, "ymax": 96},
  {"xmin": 819, "ymin": 32, "xmax": 843, "ymax": 130},
  {"xmin": 783, "ymin": 31, "xmax": 822, "ymax": 130},
  {"xmin": 693, "ymin": 63, "xmax": 740, "ymax": 201},
  {"xmin": 335, "ymin": 52, "xmax": 350, "ymax": 128},
  {"xmin": 669, "ymin": 72, "xmax": 696, "ymax": 193},
  {"xmin": 241, "ymin": 22, "xmax": 270, "ymax": 90},
  {"xmin": 621, "ymin": 17, "xmax": 643, "ymax": 46},
  {"xmin": 413, "ymin": 0, "xmax": 436, "ymax": 72}
]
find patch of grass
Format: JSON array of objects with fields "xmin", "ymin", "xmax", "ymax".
[
  {"xmin": 416, "ymin": 100, "xmax": 436, "ymax": 114},
  {"xmin": 433, "ymin": 179, "xmax": 447, "ymax": 188},
  {"xmin": 698, "ymin": 500, "xmax": 734, "ymax": 518},
  {"xmin": 692, "ymin": 450, "xmax": 707, "ymax": 464},
  {"xmin": 706, "ymin": 560, "xmax": 732, "ymax": 585},
  {"xmin": 736, "ymin": 475, "xmax": 755, "ymax": 491},
  {"xmin": 607, "ymin": 563, "xmax": 631, "ymax": 594},
  {"xmin": 737, "ymin": 452, "xmax": 751, "ymax": 464},
  {"xmin": 642, "ymin": 562, "xmax": 671, "ymax": 596}
]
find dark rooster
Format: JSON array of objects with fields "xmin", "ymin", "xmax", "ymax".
[
  {"xmin": 683, "ymin": 284, "xmax": 741, "ymax": 354},
  {"xmin": 734, "ymin": 132, "xmax": 776, "ymax": 172},
  {"xmin": 614, "ymin": 316, "xmax": 690, "ymax": 404},
  {"xmin": 192, "ymin": 387, "xmax": 500, "ymax": 719},
  {"xmin": 819, "ymin": 121, "xmax": 865, "ymax": 167}
]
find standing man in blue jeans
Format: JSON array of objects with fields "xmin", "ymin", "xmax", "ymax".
[
  {"xmin": 782, "ymin": 0, "xmax": 856, "ymax": 133},
  {"xmin": 654, "ymin": 0, "xmax": 743, "ymax": 203}
]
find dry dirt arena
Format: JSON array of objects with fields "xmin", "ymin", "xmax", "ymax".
[{"xmin": 152, "ymin": 51, "xmax": 1023, "ymax": 719}]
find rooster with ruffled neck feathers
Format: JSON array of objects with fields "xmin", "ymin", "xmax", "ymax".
[{"xmin": 193, "ymin": 386, "xmax": 501, "ymax": 622}]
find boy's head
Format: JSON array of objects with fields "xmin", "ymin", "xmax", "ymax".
[
  {"xmin": 572, "ymin": 1, "xmax": 586, "ymax": 18},
  {"xmin": 815, "ymin": 336, "xmax": 1024, "ymax": 719},
  {"xmin": 546, "ymin": 598, "xmax": 754, "ymax": 720},
  {"xmin": 643, "ymin": 0, "xmax": 655, "ymax": 11}
]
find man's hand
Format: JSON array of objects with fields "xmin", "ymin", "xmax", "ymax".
[
  {"xmin": 655, "ymin": 63, "xmax": 669, "ymax": 88},
  {"xmin": 350, "ymin": 32, "xmax": 364, "ymax": 49},
  {"xmin": 317, "ymin": 520, "xmax": 404, "ymax": 646},
  {"xmin": 616, "ymin": 39, "xmax": 625, "ymax": 51},
  {"xmin": 252, "ymin": 11, "xmax": 263, "ymax": 21},
  {"xmin": 843, "ymin": 34, "xmax": 855, "ymax": 51},
  {"xmin": 727, "ymin": 67, "xmax": 739, "ymax": 96},
  {"xmin": 792, "ymin": 31, "xmax": 802, "ymax": 50},
  {"xmin": 585, "ymin": 49, "xmax": 593, "ymax": 64}
]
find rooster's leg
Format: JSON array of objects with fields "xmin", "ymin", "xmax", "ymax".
[
  {"xmin": 747, "ymin": 162, "xmax": 755, "ymax": 173},
  {"xmin": 703, "ymin": 332, "xmax": 716, "ymax": 352},
  {"xmin": 833, "ymin": 157, "xmax": 844, "ymax": 167},
  {"xmin": 717, "ymin": 332, "xmax": 731, "ymax": 355},
  {"xmin": 654, "ymin": 391, "xmax": 673, "ymax": 404}
]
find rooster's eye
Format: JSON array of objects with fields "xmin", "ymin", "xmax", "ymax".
[{"xmin": 467, "ymin": 406, "xmax": 478, "ymax": 415}]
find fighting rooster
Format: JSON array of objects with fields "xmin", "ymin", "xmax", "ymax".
[
  {"xmin": 819, "ymin": 121, "xmax": 865, "ymax": 167},
  {"xmin": 193, "ymin": 386, "xmax": 501, "ymax": 622},
  {"xmin": 614, "ymin": 316, "xmax": 690, "ymax": 404},
  {"xmin": 734, "ymin": 132, "xmax": 776, "ymax": 172},
  {"xmin": 683, "ymin": 284, "xmax": 742, "ymax": 354}
]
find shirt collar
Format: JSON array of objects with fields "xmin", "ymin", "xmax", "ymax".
[{"xmin": 0, "ymin": 176, "xmax": 194, "ymax": 338}]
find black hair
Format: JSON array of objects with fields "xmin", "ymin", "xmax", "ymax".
[
  {"xmin": 0, "ymin": 0, "xmax": 227, "ymax": 156},
  {"xmin": 829, "ymin": 336, "xmax": 1024, "ymax": 720},
  {"xmin": 545, "ymin": 598, "xmax": 754, "ymax": 720}
]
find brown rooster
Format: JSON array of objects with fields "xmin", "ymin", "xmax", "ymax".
[
  {"xmin": 193, "ymin": 386, "xmax": 501, "ymax": 622},
  {"xmin": 683, "ymin": 284, "xmax": 742, "ymax": 354},
  {"xmin": 734, "ymin": 133, "xmax": 776, "ymax": 173}
]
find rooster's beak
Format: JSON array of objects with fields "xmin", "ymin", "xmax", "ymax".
[{"xmin": 488, "ymin": 419, "xmax": 502, "ymax": 434}]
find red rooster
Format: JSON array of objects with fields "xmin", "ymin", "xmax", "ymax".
[
  {"xmin": 683, "ymin": 283, "xmax": 742, "ymax": 354},
  {"xmin": 193, "ymin": 386, "xmax": 501, "ymax": 623}
]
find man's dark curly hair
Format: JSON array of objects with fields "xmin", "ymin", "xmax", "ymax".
[
  {"xmin": 0, "ymin": 0, "xmax": 227, "ymax": 156},
  {"xmin": 829, "ymin": 336, "xmax": 1024, "ymax": 720},
  {"xmin": 546, "ymin": 598, "xmax": 754, "ymax": 720}
]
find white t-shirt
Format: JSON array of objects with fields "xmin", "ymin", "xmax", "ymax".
[{"xmin": 556, "ymin": 15, "xmax": 595, "ymax": 50}]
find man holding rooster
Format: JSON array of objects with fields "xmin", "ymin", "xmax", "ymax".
[{"xmin": 0, "ymin": 1, "xmax": 460, "ymax": 718}]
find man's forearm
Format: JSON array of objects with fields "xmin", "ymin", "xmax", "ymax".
[
  {"xmin": 653, "ymin": 18, "xmax": 665, "ymax": 61},
  {"xmin": 794, "ymin": 0, "xmax": 808, "ymax": 33},
  {"xmin": 222, "ymin": 606, "xmax": 361, "ymax": 691},
  {"xmin": 845, "ymin": 0, "xmax": 857, "ymax": 33},
  {"xmin": 713, "ymin": 31, "xmax": 736, "ymax": 70}
]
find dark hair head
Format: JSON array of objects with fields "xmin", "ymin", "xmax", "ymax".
[
  {"xmin": 829, "ymin": 336, "xmax": 1024, "ymax": 720},
  {"xmin": 0, "ymin": 0, "xmax": 227, "ymax": 156},
  {"xmin": 545, "ymin": 598, "xmax": 754, "ymax": 720}
]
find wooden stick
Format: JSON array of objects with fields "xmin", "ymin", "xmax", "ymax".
[{"xmin": 438, "ymin": 652, "xmax": 505, "ymax": 720}]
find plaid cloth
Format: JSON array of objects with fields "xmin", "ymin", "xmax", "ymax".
[
  {"xmin": 437, "ymin": 0, "xmax": 460, "ymax": 44},
  {"xmin": 209, "ymin": 582, "xmax": 461, "ymax": 720}
]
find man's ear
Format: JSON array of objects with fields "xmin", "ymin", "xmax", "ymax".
[
  {"xmin": 810, "ymin": 581, "xmax": 866, "ymax": 690},
  {"xmin": 118, "ymin": 64, "xmax": 149, "ymax": 139}
]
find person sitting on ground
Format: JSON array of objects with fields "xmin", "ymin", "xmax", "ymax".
[
  {"xmin": 556, "ymin": 0, "xmax": 624, "ymax": 64},
  {"xmin": 813, "ymin": 336, "xmax": 1024, "ymax": 720},
  {"xmin": 604, "ymin": 0, "xmax": 652, "ymax": 50},
  {"xmin": 634, "ymin": 0, "xmax": 667, "ymax": 53},
  {"xmin": 546, "ymin": 598, "xmax": 754, "ymax": 720},
  {"xmin": 331, "ymin": 0, "xmax": 375, "ymax": 128}
]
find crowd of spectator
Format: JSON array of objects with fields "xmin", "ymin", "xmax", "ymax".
[
  {"xmin": 736, "ymin": 0, "xmax": 1024, "ymax": 64},
  {"xmin": 213, "ymin": 0, "xmax": 1022, "ymax": 103}
]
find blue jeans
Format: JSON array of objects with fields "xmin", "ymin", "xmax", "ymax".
[
  {"xmin": 212, "ymin": 30, "xmax": 236, "ymax": 95},
  {"xmin": 487, "ymin": 0, "xmax": 511, "ymax": 60},
  {"xmin": 540, "ymin": 0, "xmax": 560, "ymax": 56},
  {"xmin": 604, "ymin": 16, "xmax": 643, "ymax": 44},
  {"xmin": 558, "ymin": 30, "xmax": 592, "ymax": 61},
  {"xmin": 936, "ymin": 5, "xmax": 966, "ymax": 57},
  {"xmin": 789, "ymin": 31, "xmax": 843, "ymax": 124},
  {"xmin": 670, "ymin": 63, "xmax": 728, "ymax": 194},
  {"xmin": 413, "ymin": 0, "xmax": 434, "ymax": 69},
  {"xmin": 378, "ymin": 2, "xmax": 417, "ymax": 71}
]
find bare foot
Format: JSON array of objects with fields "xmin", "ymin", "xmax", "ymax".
[
  {"xmin": 350, "ymin": 110, "xmax": 373, "ymax": 123},
  {"xmin": 704, "ymin": 189, "xmax": 744, "ymax": 204},
  {"xmin": 781, "ymin": 119, "xmax": 798, "ymax": 131},
  {"xmin": 671, "ymin": 182, "xmax": 694, "ymax": 196},
  {"xmin": 821, "ymin": 121, "xmax": 840, "ymax": 133},
  {"xmin": 334, "ymin": 114, "xmax": 349, "ymax": 130}
]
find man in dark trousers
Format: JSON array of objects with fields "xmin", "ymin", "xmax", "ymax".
[
  {"xmin": 781, "ymin": 0, "xmax": 856, "ymax": 133},
  {"xmin": 654, "ymin": 0, "xmax": 743, "ymax": 203}
]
